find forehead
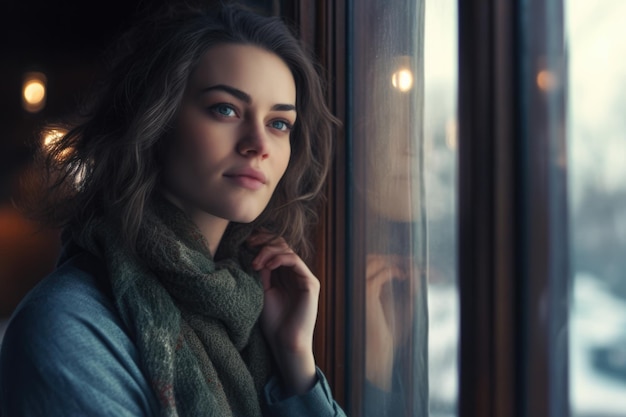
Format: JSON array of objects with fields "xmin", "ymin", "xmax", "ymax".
[{"xmin": 187, "ymin": 43, "xmax": 296, "ymax": 104}]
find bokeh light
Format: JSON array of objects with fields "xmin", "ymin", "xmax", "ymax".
[
  {"xmin": 392, "ymin": 67, "xmax": 414, "ymax": 92},
  {"xmin": 22, "ymin": 72, "xmax": 47, "ymax": 113}
]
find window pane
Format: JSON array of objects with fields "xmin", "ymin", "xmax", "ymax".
[
  {"xmin": 567, "ymin": 1, "xmax": 626, "ymax": 416},
  {"xmin": 348, "ymin": 0, "xmax": 458, "ymax": 415},
  {"xmin": 424, "ymin": 1, "xmax": 458, "ymax": 416}
]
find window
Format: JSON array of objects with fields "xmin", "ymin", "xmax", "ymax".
[
  {"xmin": 345, "ymin": 0, "xmax": 459, "ymax": 415},
  {"xmin": 567, "ymin": 1, "xmax": 626, "ymax": 415},
  {"xmin": 348, "ymin": 0, "xmax": 429, "ymax": 413},
  {"xmin": 424, "ymin": 2, "xmax": 459, "ymax": 415}
]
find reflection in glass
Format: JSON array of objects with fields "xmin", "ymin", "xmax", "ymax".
[
  {"xmin": 351, "ymin": 1, "xmax": 426, "ymax": 416},
  {"xmin": 567, "ymin": 1, "xmax": 626, "ymax": 416},
  {"xmin": 349, "ymin": 0, "xmax": 458, "ymax": 416}
]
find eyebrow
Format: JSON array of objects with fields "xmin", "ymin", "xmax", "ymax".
[{"xmin": 199, "ymin": 84, "xmax": 296, "ymax": 112}]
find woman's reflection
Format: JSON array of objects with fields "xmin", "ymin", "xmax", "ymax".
[{"xmin": 354, "ymin": 13, "xmax": 428, "ymax": 415}]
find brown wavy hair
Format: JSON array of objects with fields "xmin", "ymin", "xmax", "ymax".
[{"xmin": 23, "ymin": 1, "xmax": 338, "ymax": 260}]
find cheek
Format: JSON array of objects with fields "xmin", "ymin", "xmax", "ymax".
[
  {"xmin": 175, "ymin": 105, "xmax": 222, "ymax": 152},
  {"xmin": 283, "ymin": 145, "xmax": 292, "ymax": 171},
  {"xmin": 266, "ymin": 146, "xmax": 291, "ymax": 198},
  {"xmin": 276, "ymin": 146, "xmax": 292, "ymax": 180},
  {"xmin": 167, "ymin": 136, "xmax": 202, "ymax": 177},
  {"xmin": 176, "ymin": 117, "xmax": 209, "ymax": 156},
  {"xmin": 172, "ymin": 120, "xmax": 225, "ymax": 172},
  {"xmin": 164, "ymin": 132, "xmax": 212, "ymax": 186}
]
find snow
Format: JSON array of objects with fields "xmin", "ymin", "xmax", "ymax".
[
  {"xmin": 427, "ymin": 273, "xmax": 626, "ymax": 417},
  {"xmin": 570, "ymin": 274, "xmax": 626, "ymax": 415}
]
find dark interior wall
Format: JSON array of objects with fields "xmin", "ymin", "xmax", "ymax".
[
  {"xmin": 0, "ymin": 0, "xmax": 146, "ymax": 316},
  {"xmin": 0, "ymin": 0, "xmax": 169, "ymax": 202}
]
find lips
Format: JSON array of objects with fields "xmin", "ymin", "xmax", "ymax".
[{"xmin": 223, "ymin": 167, "xmax": 267, "ymax": 190}]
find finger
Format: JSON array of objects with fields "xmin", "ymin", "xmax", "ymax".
[
  {"xmin": 365, "ymin": 257, "xmax": 388, "ymax": 279},
  {"xmin": 261, "ymin": 252, "xmax": 313, "ymax": 278},
  {"xmin": 252, "ymin": 241, "xmax": 293, "ymax": 270},
  {"xmin": 367, "ymin": 266, "xmax": 407, "ymax": 297},
  {"xmin": 366, "ymin": 254, "xmax": 405, "ymax": 279},
  {"xmin": 366, "ymin": 261, "xmax": 405, "ymax": 283}
]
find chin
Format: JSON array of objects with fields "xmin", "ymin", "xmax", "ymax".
[
  {"xmin": 230, "ymin": 216, "xmax": 258, "ymax": 224},
  {"xmin": 227, "ymin": 209, "xmax": 264, "ymax": 224},
  {"xmin": 207, "ymin": 196, "xmax": 269, "ymax": 224}
]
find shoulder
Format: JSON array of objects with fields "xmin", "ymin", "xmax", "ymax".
[
  {"xmin": 3, "ymin": 251, "xmax": 121, "ymax": 359},
  {"xmin": 0, "ymin": 251, "xmax": 159, "ymax": 417}
]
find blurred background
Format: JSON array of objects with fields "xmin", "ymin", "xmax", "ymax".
[
  {"xmin": 0, "ymin": 0, "xmax": 156, "ymax": 322},
  {"xmin": 567, "ymin": 2, "xmax": 626, "ymax": 415}
]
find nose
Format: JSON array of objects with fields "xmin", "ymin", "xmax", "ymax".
[{"xmin": 237, "ymin": 120, "xmax": 270, "ymax": 159}]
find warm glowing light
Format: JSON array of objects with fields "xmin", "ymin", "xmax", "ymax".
[
  {"xmin": 24, "ymin": 81, "xmax": 45, "ymax": 104},
  {"xmin": 537, "ymin": 70, "xmax": 557, "ymax": 91},
  {"xmin": 41, "ymin": 127, "xmax": 84, "ymax": 186},
  {"xmin": 43, "ymin": 129, "xmax": 66, "ymax": 148},
  {"xmin": 392, "ymin": 68, "xmax": 414, "ymax": 92},
  {"xmin": 42, "ymin": 128, "xmax": 73, "ymax": 161},
  {"xmin": 22, "ymin": 72, "xmax": 47, "ymax": 113}
]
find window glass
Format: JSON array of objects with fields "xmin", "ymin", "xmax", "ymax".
[
  {"xmin": 348, "ymin": 0, "xmax": 458, "ymax": 415},
  {"xmin": 424, "ymin": 1, "xmax": 458, "ymax": 416},
  {"xmin": 566, "ymin": 1, "xmax": 626, "ymax": 415}
]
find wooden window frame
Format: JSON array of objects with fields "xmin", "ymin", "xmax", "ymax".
[{"xmin": 457, "ymin": 1, "xmax": 568, "ymax": 416}]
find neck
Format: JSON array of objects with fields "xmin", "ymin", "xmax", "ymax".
[{"xmin": 159, "ymin": 191, "xmax": 229, "ymax": 257}]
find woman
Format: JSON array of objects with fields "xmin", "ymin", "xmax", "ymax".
[{"xmin": 0, "ymin": 2, "xmax": 345, "ymax": 416}]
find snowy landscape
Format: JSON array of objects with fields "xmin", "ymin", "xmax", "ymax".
[{"xmin": 426, "ymin": 275, "xmax": 626, "ymax": 417}]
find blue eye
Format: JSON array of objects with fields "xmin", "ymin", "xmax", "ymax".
[
  {"xmin": 211, "ymin": 104, "xmax": 236, "ymax": 117},
  {"xmin": 270, "ymin": 120, "xmax": 292, "ymax": 131}
]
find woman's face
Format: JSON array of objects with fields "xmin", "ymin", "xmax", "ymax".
[{"xmin": 162, "ymin": 43, "xmax": 296, "ymax": 224}]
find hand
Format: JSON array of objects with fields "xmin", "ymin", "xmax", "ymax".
[
  {"xmin": 247, "ymin": 232, "xmax": 320, "ymax": 395},
  {"xmin": 365, "ymin": 254, "xmax": 408, "ymax": 391}
]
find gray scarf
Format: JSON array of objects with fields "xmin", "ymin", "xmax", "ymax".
[{"xmin": 75, "ymin": 197, "xmax": 273, "ymax": 417}]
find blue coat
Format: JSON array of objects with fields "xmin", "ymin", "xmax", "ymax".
[{"xmin": 0, "ymin": 248, "xmax": 346, "ymax": 417}]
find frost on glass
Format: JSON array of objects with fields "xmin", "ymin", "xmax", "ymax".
[{"xmin": 567, "ymin": 1, "xmax": 626, "ymax": 415}]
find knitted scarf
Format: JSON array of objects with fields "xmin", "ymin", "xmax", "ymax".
[{"xmin": 74, "ymin": 197, "xmax": 273, "ymax": 417}]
